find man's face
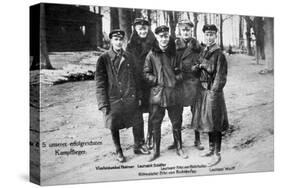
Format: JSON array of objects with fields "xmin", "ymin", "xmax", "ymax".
[
  {"xmin": 180, "ymin": 26, "xmax": 192, "ymax": 39},
  {"xmin": 135, "ymin": 25, "xmax": 149, "ymax": 38},
  {"xmin": 156, "ymin": 32, "xmax": 170, "ymax": 48},
  {"xmin": 204, "ymin": 31, "xmax": 217, "ymax": 46},
  {"xmin": 111, "ymin": 36, "xmax": 124, "ymax": 50}
]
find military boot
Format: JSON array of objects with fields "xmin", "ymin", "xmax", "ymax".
[
  {"xmin": 194, "ymin": 130, "xmax": 204, "ymax": 150},
  {"xmin": 174, "ymin": 129, "xmax": 188, "ymax": 159},
  {"xmin": 148, "ymin": 130, "xmax": 161, "ymax": 162},
  {"xmin": 145, "ymin": 125, "xmax": 154, "ymax": 150},
  {"xmin": 111, "ymin": 129, "xmax": 126, "ymax": 163},
  {"xmin": 207, "ymin": 152, "xmax": 221, "ymax": 167},
  {"xmin": 133, "ymin": 122, "xmax": 150, "ymax": 155},
  {"xmin": 201, "ymin": 132, "xmax": 215, "ymax": 157},
  {"xmin": 207, "ymin": 132, "xmax": 222, "ymax": 166},
  {"xmin": 167, "ymin": 129, "xmax": 177, "ymax": 150},
  {"xmin": 116, "ymin": 149, "xmax": 126, "ymax": 163}
]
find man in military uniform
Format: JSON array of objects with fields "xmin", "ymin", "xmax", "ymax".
[
  {"xmin": 96, "ymin": 29, "xmax": 150, "ymax": 163},
  {"xmin": 167, "ymin": 20, "xmax": 204, "ymax": 151},
  {"xmin": 126, "ymin": 18, "xmax": 156, "ymax": 150},
  {"xmin": 144, "ymin": 25, "xmax": 188, "ymax": 161},
  {"xmin": 191, "ymin": 24, "xmax": 229, "ymax": 166}
]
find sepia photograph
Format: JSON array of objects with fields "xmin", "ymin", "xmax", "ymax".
[{"xmin": 29, "ymin": 2, "xmax": 274, "ymax": 186}]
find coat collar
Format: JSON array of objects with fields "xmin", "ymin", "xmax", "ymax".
[
  {"xmin": 151, "ymin": 37, "xmax": 176, "ymax": 57},
  {"xmin": 176, "ymin": 37, "xmax": 202, "ymax": 52},
  {"xmin": 108, "ymin": 47, "xmax": 125, "ymax": 62},
  {"xmin": 107, "ymin": 47, "xmax": 128, "ymax": 73},
  {"xmin": 205, "ymin": 43, "xmax": 220, "ymax": 53},
  {"xmin": 202, "ymin": 43, "xmax": 221, "ymax": 59},
  {"xmin": 175, "ymin": 37, "xmax": 191, "ymax": 50}
]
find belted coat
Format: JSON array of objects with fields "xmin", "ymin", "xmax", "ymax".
[{"xmin": 191, "ymin": 44, "xmax": 229, "ymax": 132}]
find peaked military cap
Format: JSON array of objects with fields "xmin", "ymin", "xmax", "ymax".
[
  {"xmin": 109, "ymin": 29, "xmax": 125, "ymax": 39},
  {"xmin": 155, "ymin": 25, "xmax": 169, "ymax": 34},
  {"xmin": 178, "ymin": 20, "xmax": 194, "ymax": 28},
  {"xmin": 202, "ymin": 24, "xmax": 218, "ymax": 33},
  {"xmin": 133, "ymin": 18, "xmax": 150, "ymax": 26}
]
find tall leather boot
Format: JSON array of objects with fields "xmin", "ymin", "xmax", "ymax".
[
  {"xmin": 133, "ymin": 122, "xmax": 150, "ymax": 155},
  {"xmin": 201, "ymin": 132, "xmax": 215, "ymax": 157},
  {"xmin": 148, "ymin": 129, "xmax": 161, "ymax": 162},
  {"xmin": 194, "ymin": 130, "xmax": 204, "ymax": 150},
  {"xmin": 145, "ymin": 117, "xmax": 153, "ymax": 150},
  {"xmin": 111, "ymin": 129, "xmax": 126, "ymax": 163},
  {"xmin": 167, "ymin": 130, "xmax": 177, "ymax": 150},
  {"xmin": 174, "ymin": 129, "xmax": 188, "ymax": 159},
  {"xmin": 208, "ymin": 132, "xmax": 222, "ymax": 167}
]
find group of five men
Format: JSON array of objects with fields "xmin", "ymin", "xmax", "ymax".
[{"xmin": 95, "ymin": 18, "xmax": 228, "ymax": 167}]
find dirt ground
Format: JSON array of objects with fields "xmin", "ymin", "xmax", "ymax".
[{"xmin": 32, "ymin": 53, "xmax": 274, "ymax": 185}]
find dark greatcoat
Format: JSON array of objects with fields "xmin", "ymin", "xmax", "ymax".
[
  {"xmin": 143, "ymin": 38, "xmax": 183, "ymax": 107},
  {"xmin": 95, "ymin": 48, "xmax": 143, "ymax": 130},
  {"xmin": 175, "ymin": 37, "xmax": 202, "ymax": 107},
  {"xmin": 126, "ymin": 30, "xmax": 156, "ymax": 112},
  {"xmin": 191, "ymin": 44, "xmax": 229, "ymax": 132}
]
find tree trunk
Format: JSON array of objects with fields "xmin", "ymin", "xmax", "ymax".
[
  {"xmin": 253, "ymin": 17, "xmax": 264, "ymax": 64},
  {"xmin": 204, "ymin": 14, "xmax": 208, "ymax": 25},
  {"xmin": 219, "ymin": 14, "xmax": 224, "ymax": 50},
  {"xmin": 186, "ymin": 12, "xmax": 190, "ymax": 20},
  {"xmin": 239, "ymin": 16, "xmax": 244, "ymax": 49},
  {"xmin": 208, "ymin": 13, "xmax": 212, "ymax": 24},
  {"xmin": 244, "ymin": 16, "xmax": 253, "ymax": 56},
  {"xmin": 118, "ymin": 8, "xmax": 133, "ymax": 41},
  {"xmin": 263, "ymin": 17, "xmax": 274, "ymax": 71},
  {"xmin": 134, "ymin": 9, "xmax": 142, "ymax": 19},
  {"xmin": 39, "ymin": 4, "xmax": 53, "ymax": 69},
  {"xmin": 193, "ymin": 13, "xmax": 198, "ymax": 39},
  {"xmin": 147, "ymin": 9, "xmax": 152, "ymax": 23},
  {"xmin": 110, "ymin": 8, "xmax": 119, "ymax": 30},
  {"xmin": 168, "ymin": 11, "xmax": 176, "ymax": 38}
]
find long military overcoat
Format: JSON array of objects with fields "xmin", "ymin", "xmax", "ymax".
[
  {"xmin": 95, "ymin": 48, "xmax": 143, "ymax": 130},
  {"xmin": 191, "ymin": 44, "xmax": 229, "ymax": 132}
]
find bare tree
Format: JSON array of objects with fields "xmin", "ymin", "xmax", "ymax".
[
  {"xmin": 219, "ymin": 14, "xmax": 224, "ymax": 50},
  {"xmin": 168, "ymin": 11, "xmax": 177, "ymax": 38},
  {"xmin": 263, "ymin": 17, "xmax": 274, "ymax": 72},
  {"xmin": 253, "ymin": 17, "xmax": 265, "ymax": 64},
  {"xmin": 118, "ymin": 8, "xmax": 133, "ymax": 40},
  {"xmin": 219, "ymin": 15, "xmax": 233, "ymax": 50},
  {"xmin": 204, "ymin": 14, "xmax": 208, "ymax": 25},
  {"xmin": 133, "ymin": 9, "xmax": 142, "ymax": 19},
  {"xmin": 193, "ymin": 13, "xmax": 199, "ymax": 39},
  {"xmin": 147, "ymin": 9, "xmax": 152, "ymax": 23},
  {"xmin": 244, "ymin": 16, "xmax": 253, "ymax": 56},
  {"xmin": 110, "ymin": 8, "xmax": 119, "ymax": 30},
  {"xmin": 39, "ymin": 3, "xmax": 53, "ymax": 69},
  {"xmin": 239, "ymin": 16, "xmax": 244, "ymax": 49},
  {"xmin": 186, "ymin": 12, "xmax": 191, "ymax": 20}
]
